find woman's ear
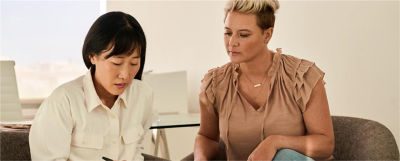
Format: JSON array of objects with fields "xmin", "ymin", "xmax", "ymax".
[
  {"xmin": 264, "ymin": 27, "xmax": 274, "ymax": 44},
  {"xmin": 89, "ymin": 54, "xmax": 96, "ymax": 65}
]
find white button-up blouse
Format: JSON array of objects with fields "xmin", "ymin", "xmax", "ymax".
[{"xmin": 29, "ymin": 71, "xmax": 153, "ymax": 161}]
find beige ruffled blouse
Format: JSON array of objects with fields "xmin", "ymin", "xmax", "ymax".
[{"xmin": 200, "ymin": 49, "xmax": 325, "ymax": 160}]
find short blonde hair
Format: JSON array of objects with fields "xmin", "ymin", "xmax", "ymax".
[{"xmin": 225, "ymin": 0, "xmax": 280, "ymax": 30}]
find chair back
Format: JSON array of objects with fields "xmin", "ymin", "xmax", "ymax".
[
  {"xmin": 332, "ymin": 116, "xmax": 399, "ymax": 160},
  {"xmin": 143, "ymin": 71, "xmax": 188, "ymax": 114},
  {"xmin": 0, "ymin": 60, "xmax": 23, "ymax": 121}
]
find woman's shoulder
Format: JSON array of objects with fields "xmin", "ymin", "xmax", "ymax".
[
  {"xmin": 202, "ymin": 62, "xmax": 236, "ymax": 84},
  {"xmin": 279, "ymin": 53, "xmax": 324, "ymax": 80},
  {"xmin": 50, "ymin": 75, "xmax": 85, "ymax": 99},
  {"xmin": 127, "ymin": 79, "xmax": 153, "ymax": 120},
  {"xmin": 278, "ymin": 53, "xmax": 325, "ymax": 112},
  {"xmin": 38, "ymin": 75, "xmax": 85, "ymax": 112}
]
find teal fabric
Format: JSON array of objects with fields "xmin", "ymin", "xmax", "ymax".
[{"xmin": 273, "ymin": 149, "xmax": 314, "ymax": 161}]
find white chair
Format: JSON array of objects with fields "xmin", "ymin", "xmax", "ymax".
[
  {"xmin": 142, "ymin": 71, "xmax": 189, "ymax": 159},
  {"xmin": 142, "ymin": 71, "xmax": 188, "ymax": 114},
  {"xmin": 0, "ymin": 60, "xmax": 24, "ymax": 122}
]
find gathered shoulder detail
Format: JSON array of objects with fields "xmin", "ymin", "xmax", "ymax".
[
  {"xmin": 280, "ymin": 54, "xmax": 302, "ymax": 80},
  {"xmin": 200, "ymin": 63, "xmax": 234, "ymax": 115},
  {"xmin": 200, "ymin": 67, "xmax": 217, "ymax": 106},
  {"xmin": 293, "ymin": 59, "xmax": 325, "ymax": 112}
]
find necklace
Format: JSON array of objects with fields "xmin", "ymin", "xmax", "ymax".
[
  {"xmin": 242, "ymin": 71, "xmax": 268, "ymax": 88},
  {"xmin": 240, "ymin": 75, "xmax": 268, "ymax": 108}
]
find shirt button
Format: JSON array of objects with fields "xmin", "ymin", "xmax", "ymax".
[
  {"xmin": 110, "ymin": 114, "xmax": 116, "ymax": 119},
  {"xmin": 82, "ymin": 141, "xmax": 85, "ymax": 144}
]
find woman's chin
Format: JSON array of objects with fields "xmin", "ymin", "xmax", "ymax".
[
  {"xmin": 229, "ymin": 57, "xmax": 243, "ymax": 64},
  {"xmin": 109, "ymin": 88, "xmax": 125, "ymax": 96}
]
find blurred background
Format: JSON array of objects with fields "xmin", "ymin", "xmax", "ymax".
[{"xmin": 1, "ymin": 0, "xmax": 399, "ymax": 160}]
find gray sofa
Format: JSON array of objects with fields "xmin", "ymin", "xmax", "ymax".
[
  {"xmin": 0, "ymin": 130, "xmax": 31, "ymax": 160},
  {"xmin": 331, "ymin": 116, "xmax": 399, "ymax": 160},
  {"xmin": 0, "ymin": 130, "xmax": 166, "ymax": 161},
  {"xmin": 182, "ymin": 116, "xmax": 400, "ymax": 160},
  {"xmin": 1, "ymin": 116, "xmax": 399, "ymax": 160}
]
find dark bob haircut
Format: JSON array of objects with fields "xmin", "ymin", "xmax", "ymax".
[{"xmin": 82, "ymin": 11, "xmax": 146, "ymax": 80}]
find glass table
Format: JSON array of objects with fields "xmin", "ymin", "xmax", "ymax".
[
  {"xmin": 151, "ymin": 113, "xmax": 200, "ymax": 129},
  {"xmin": 150, "ymin": 113, "xmax": 200, "ymax": 159}
]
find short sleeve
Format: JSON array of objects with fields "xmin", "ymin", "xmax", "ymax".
[
  {"xmin": 293, "ymin": 60, "xmax": 325, "ymax": 112},
  {"xmin": 199, "ymin": 68, "xmax": 218, "ymax": 116}
]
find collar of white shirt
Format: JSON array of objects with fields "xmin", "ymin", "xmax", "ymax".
[{"xmin": 82, "ymin": 71, "xmax": 129, "ymax": 112}]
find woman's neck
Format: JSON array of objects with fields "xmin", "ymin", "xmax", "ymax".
[
  {"xmin": 240, "ymin": 48, "xmax": 274, "ymax": 77},
  {"xmin": 92, "ymin": 73, "xmax": 117, "ymax": 108}
]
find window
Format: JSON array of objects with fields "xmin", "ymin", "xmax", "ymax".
[{"xmin": 1, "ymin": 0, "xmax": 105, "ymax": 99}]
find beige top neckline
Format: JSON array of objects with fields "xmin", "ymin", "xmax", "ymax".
[
  {"xmin": 230, "ymin": 48, "xmax": 282, "ymax": 92},
  {"xmin": 200, "ymin": 48, "xmax": 325, "ymax": 160}
]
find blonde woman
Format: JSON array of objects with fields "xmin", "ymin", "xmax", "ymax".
[{"xmin": 194, "ymin": 0, "xmax": 334, "ymax": 160}]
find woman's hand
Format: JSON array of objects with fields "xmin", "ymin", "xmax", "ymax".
[{"xmin": 248, "ymin": 135, "xmax": 280, "ymax": 161}]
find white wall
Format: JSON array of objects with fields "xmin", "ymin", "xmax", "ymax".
[
  {"xmin": 108, "ymin": 0, "xmax": 399, "ymax": 159},
  {"xmin": 107, "ymin": 0, "xmax": 228, "ymax": 113}
]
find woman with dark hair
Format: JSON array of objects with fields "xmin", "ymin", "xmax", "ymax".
[{"xmin": 29, "ymin": 11, "xmax": 158, "ymax": 161}]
